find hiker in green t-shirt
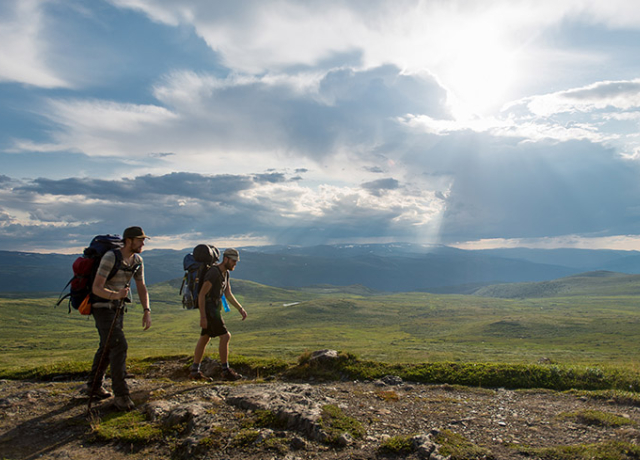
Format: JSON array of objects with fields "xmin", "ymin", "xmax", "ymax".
[{"xmin": 190, "ymin": 248, "xmax": 247, "ymax": 381}]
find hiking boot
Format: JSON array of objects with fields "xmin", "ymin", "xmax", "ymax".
[
  {"xmin": 221, "ymin": 368, "xmax": 243, "ymax": 381},
  {"xmin": 114, "ymin": 395, "xmax": 135, "ymax": 411},
  {"xmin": 83, "ymin": 384, "xmax": 112, "ymax": 400},
  {"xmin": 190, "ymin": 370, "xmax": 212, "ymax": 381}
]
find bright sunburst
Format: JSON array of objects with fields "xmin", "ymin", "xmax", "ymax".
[{"xmin": 439, "ymin": 23, "xmax": 520, "ymax": 118}]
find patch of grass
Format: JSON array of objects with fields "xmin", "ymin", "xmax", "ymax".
[
  {"xmin": 241, "ymin": 409, "xmax": 288, "ymax": 430},
  {"xmin": 1, "ymin": 360, "xmax": 90, "ymax": 380},
  {"xmin": 198, "ymin": 426, "xmax": 229, "ymax": 449},
  {"xmin": 441, "ymin": 383, "xmax": 496, "ymax": 396},
  {"xmin": 284, "ymin": 351, "xmax": 357, "ymax": 381},
  {"xmin": 229, "ymin": 355, "xmax": 291, "ymax": 379},
  {"xmin": 567, "ymin": 389, "xmax": 640, "ymax": 407},
  {"xmin": 375, "ymin": 389, "xmax": 400, "ymax": 401},
  {"xmin": 262, "ymin": 436, "xmax": 290, "ymax": 454},
  {"xmin": 516, "ymin": 440, "xmax": 640, "ymax": 459},
  {"xmin": 319, "ymin": 404, "xmax": 366, "ymax": 445},
  {"xmin": 309, "ymin": 355, "xmax": 640, "ymax": 392},
  {"xmin": 434, "ymin": 429, "xmax": 494, "ymax": 460},
  {"xmin": 379, "ymin": 434, "xmax": 415, "ymax": 454},
  {"xmin": 231, "ymin": 429, "xmax": 260, "ymax": 447},
  {"xmin": 92, "ymin": 411, "xmax": 163, "ymax": 443},
  {"xmin": 3, "ymin": 348, "xmax": 640, "ymax": 396},
  {"xmin": 557, "ymin": 409, "xmax": 635, "ymax": 427},
  {"xmin": 297, "ymin": 350, "xmax": 313, "ymax": 365}
]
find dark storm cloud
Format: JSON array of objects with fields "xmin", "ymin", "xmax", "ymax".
[
  {"xmin": 361, "ymin": 178, "xmax": 400, "ymax": 196},
  {"xmin": 252, "ymin": 172, "xmax": 288, "ymax": 184},
  {"xmin": 401, "ymin": 131, "xmax": 640, "ymax": 242},
  {"xmin": 0, "ymin": 171, "xmax": 308, "ymax": 250},
  {"xmin": 18, "ymin": 172, "xmax": 260, "ymax": 201}
]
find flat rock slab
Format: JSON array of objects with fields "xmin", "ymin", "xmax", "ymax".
[{"xmin": 226, "ymin": 383, "xmax": 335, "ymax": 439}]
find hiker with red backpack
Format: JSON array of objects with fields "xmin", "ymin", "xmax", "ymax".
[{"xmin": 83, "ymin": 226, "xmax": 152, "ymax": 411}]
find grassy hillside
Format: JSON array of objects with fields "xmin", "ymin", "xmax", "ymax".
[
  {"xmin": 474, "ymin": 271, "xmax": 640, "ymax": 298},
  {"xmin": 2, "ymin": 276, "xmax": 640, "ymax": 375}
]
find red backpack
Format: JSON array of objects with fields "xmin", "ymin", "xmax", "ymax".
[{"xmin": 56, "ymin": 235, "xmax": 123, "ymax": 313}]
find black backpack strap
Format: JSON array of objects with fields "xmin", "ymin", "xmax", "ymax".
[
  {"xmin": 55, "ymin": 292, "xmax": 72, "ymax": 313},
  {"xmin": 196, "ymin": 263, "xmax": 211, "ymax": 293},
  {"xmin": 113, "ymin": 250, "xmax": 142, "ymax": 276},
  {"xmin": 55, "ymin": 278, "xmax": 73, "ymax": 307},
  {"xmin": 107, "ymin": 248, "xmax": 123, "ymax": 280}
]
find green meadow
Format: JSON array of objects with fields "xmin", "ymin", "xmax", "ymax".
[{"xmin": 2, "ymin": 275, "xmax": 640, "ymax": 377}]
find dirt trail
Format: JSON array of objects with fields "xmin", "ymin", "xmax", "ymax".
[{"xmin": 1, "ymin": 361, "xmax": 639, "ymax": 459}]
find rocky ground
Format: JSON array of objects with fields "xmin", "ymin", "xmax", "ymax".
[{"xmin": 1, "ymin": 354, "xmax": 640, "ymax": 460}]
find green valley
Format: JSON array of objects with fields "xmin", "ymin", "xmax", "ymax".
[{"xmin": 2, "ymin": 272, "xmax": 640, "ymax": 376}]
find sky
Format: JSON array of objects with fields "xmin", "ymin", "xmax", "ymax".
[{"xmin": 2, "ymin": 0, "xmax": 640, "ymax": 253}]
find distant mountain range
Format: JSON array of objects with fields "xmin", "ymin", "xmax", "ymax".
[{"xmin": 1, "ymin": 243, "xmax": 640, "ymax": 293}]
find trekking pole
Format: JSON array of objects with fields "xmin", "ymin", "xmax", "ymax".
[{"xmin": 88, "ymin": 266, "xmax": 140, "ymax": 412}]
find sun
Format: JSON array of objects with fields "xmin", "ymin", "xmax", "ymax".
[{"xmin": 438, "ymin": 25, "xmax": 520, "ymax": 119}]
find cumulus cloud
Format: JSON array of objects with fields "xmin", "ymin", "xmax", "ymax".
[
  {"xmin": 0, "ymin": 208, "xmax": 14, "ymax": 224},
  {"xmin": 513, "ymin": 79, "xmax": 640, "ymax": 116},
  {"xmin": 106, "ymin": 0, "xmax": 640, "ymax": 76},
  {"xmin": 401, "ymin": 77, "xmax": 640, "ymax": 161},
  {"xmin": 14, "ymin": 64, "xmax": 447, "ymax": 177},
  {"xmin": 151, "ymin": 65, "xmax": 449, "ymax": 160}
]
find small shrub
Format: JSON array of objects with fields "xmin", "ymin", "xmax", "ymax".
[
  {"xmin": 434, "ymin": 429, "xmax": 494, "ymax": 460},
  {"xmin": 92, "ymin": 411, "xmax": 163, "ymax": 443},
  {"xmin": 198, "ymin": 425, "xmax": 229, "ymax": 449},
  {"xmin": 379, "ymin": 434, "xmax": 415, "ymax": 454},
  {"xmin": 231, "ymin": 429, "xmax": 260, "ymax": 447},
  {"xmin": 262, "ymin": 436, "xmax": 289, "ymax": 454},
  {"xmin": 297, "ymin": 350, "xmax": 313, "ymax": 365},
  {"xmin": 230, "ymin": 355, "xmax": 291, "ymax": 378},
  {"xmin": 241, "ymin": 409, "xmax": 287, "ymax": 430},
  {"xmin": 376, "ymin": 389, "xmax": 400, "ymax": 401},
  {"xmin": 198, "ymin": 434, "xmax": 224, "ymax": 449},
  {"xmin": 320, "ymin": 404, "xmax": 366, "ymax": 445}
]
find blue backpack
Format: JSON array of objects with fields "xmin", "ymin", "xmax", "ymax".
[{"xmin": 179, "ymin": 244, "xmax": 219, "ymax": 309}]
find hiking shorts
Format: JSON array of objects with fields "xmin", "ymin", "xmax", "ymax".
[{"xmin": 201, "ymin": 305, "xmax": 228, "ymax": 338}]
